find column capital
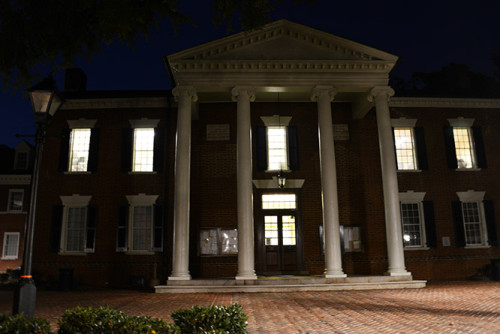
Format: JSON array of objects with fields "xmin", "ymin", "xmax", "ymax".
[
  {"xmin": 172, "ymin": 86, "xmax": 198, "ymax": 102},
  {"xmin": 367, "ymin": 86, "xmax": 395, "ymax": 102},
  {"xmin": 231, "ymin": 86, "xmax": 256, "ymax": 102},
  {"xmin": 311, "ymin": 86, "xmax": 337, "ymax": 102}
]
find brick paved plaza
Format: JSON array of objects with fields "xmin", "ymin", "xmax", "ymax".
[{"xmin": 1, "ymin": 281, "xmax": 499, "ymax": 333}]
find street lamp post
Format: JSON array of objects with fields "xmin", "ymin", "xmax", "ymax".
[{"xmin": 13, "ymin": 76, "xmax": 63, "ymax": 317}]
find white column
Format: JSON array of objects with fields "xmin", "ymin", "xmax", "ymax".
[
  {"xmin": 232, "ymin": 86, "xmax": 258, "ymax": 280},
  {"xmin": 368, "ymin": 86, "xmax": 411, "ymax": 277},
  {"xmin": 169, "ymin": 86, "xmax": 197, "ymax": 281},
  {"xmin": 311, "ymin": 86, "xmax": 346, "ymax": 278}
]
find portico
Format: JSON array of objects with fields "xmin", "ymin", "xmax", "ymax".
[{"xmin": 166, "ymin": 19, "xmax": 411, "ymax": 282}]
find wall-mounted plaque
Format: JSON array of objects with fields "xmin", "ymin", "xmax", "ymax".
[
  {"xmin": 333, "ymin": 124, "xmax": 350, "ymax": 141},
  {"xmin": 206, "ymin": 124, "xmax": 230, "ymax": 141}
]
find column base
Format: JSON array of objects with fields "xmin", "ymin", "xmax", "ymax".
[
  {"xmin": 168, "ymin": 274, "xmax": 192, "ymax": 281},
  {"xmin": 235, "ymin": 272, "xmax": 257, "ymax": 280},
  {"xmin": 385, "ymin": 269, "xmax": 412, "ymax": 277},
  {"xmin": 324, "ymin": 269, "xmax": 347, "ymax": 278}
]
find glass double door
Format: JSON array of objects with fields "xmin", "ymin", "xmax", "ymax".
[{"xmin": 261, "ymin": 212, "xmax": 298, "ymax": 273}]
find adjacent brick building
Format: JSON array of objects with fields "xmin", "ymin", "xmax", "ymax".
[{"xmin": 31, "ymin": 20, "xmax": 499, "ymax": 288}]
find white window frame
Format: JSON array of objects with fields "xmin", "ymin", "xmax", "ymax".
[
  {"xmin": 448, "ymin": 118, "xmax": 477, "ymax": 170},
  {"xmin": 60, "ymin": 194, "xmax": 92, "ymax": 254},
  {"xmin": 66, "ymin": 119, "xmax": 97, "ymax": 173},
  {"xmin": 391, "ymin": 118, "xmax": 418, "ymax": 171},
  {"xmin": 7, "ymin": 189, "xmax": 24, "ymax": 212},
  {"xmin": 129, "ymin": 119, "xmax": 159, "ymax": 173},
  {"xmin": 261, "ymin": 115, "xmax": 292, "ymax": 172},
  {"xmin": 456, "ymin": 191, "xmax": 489, "ymax": 248},
  {"xmin": 126, "ymin": 194, "xmax": 158, "ymax": 254},
  {"xmin": 2, "ymin": 232, "xmax": 20, "ymax": 260},
  {"xmin": 399, "ymin": 191, "xmax": 428, "ymax": 250},
  {"xmin": 68, "ymin": 128, "xmax": 92, "ymax": 172}
]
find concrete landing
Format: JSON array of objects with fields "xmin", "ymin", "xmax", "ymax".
[{"xmin": 155, "ymin": 275, "xmax": 426, "ymax": 293}]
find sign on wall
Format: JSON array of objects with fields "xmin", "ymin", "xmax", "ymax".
[{"xmin": 206, "ymin": 124, "xmax": 230, "ymax": 141}]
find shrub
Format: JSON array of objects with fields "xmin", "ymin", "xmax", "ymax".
[
  {"xmin": 0, "ymin": 313, "xmax": 52, "ymax": 334},
  {"xmin": 171, "ymin": 304, "xmax": 248, "ymax": 334},
  {"xmin": 58, "ymin": 306, "xmax": 177, "ymax": 334}
]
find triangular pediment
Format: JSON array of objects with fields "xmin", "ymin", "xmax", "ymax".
[{"xmin": 168, "ymin": 20, "xmax": 397, "ymax": 63}]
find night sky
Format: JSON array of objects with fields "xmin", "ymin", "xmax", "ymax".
[{"xmin": 1, "ymin": 0, "xmax": 499, "ymax": 148}]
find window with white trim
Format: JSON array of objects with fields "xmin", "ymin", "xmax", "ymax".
[
  {"xmin": 394, "ymin": 127, "xmax": 417, "ymax": 170},
  {"xmin": 399, "ymin": 191, "xmax": 427, "ymax": 248},
  {"xmin": 133, "ymin": 128, "xmax": 155, "ymax": 172},
  {"xmin": 60, "ymin": 195, "xmax": 93, "ymax": 254},
  {"xmin": 455, "ymin": 191, "xmax": 489, "ymax": 247},
  {"xmin": 124, "ymin": 194, "xmax": 159, "ymax": 253},
  {"xmin": 452, "ymin": 127, "xmax": 475, "ymax": 169},
  {"xmin": 7, "ymin": 189, "xmax": 24, "ymax": 212},
  {"xmin": 2, "ymin": 232, "xmax": 20, "ymax": 259},
  {"xmin": 267, "ymin": 126, "xmax": 288, "ymax": 171},
  {"xmin": 259, "ymin": 115, "xmax": 297, "ymax": 172},
  {"xmin": 68, "ymin": 128, "xmax": 91, "ymax": 172}
]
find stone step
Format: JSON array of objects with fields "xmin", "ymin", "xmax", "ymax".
[{"xmin": 155, "ymin": 280, "xmax": 426, "ymax": 293}]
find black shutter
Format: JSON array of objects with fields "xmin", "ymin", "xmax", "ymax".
[
  {"xmin": 58, "ymin": 129, "xmax": 71, "ymax": 172},
  {"xmin": 472, "ymin": 126, "xmax": 487, "ymax": 169},
  {"xmin": 414, "ymin": 127, "xmax": 428, "ymax": 170},
  {"xmin": 452, "ymin": 201, "xmax": 466, "ymax": 247},
  {"xmin": 256, "ymin": 126, "xmax": 268, "ymax": 171},
  {"xmin": 444, "ymin": 126, "xmax": 458, "ymax": 169},
  {"xmin": 85, "ymin": 205, "xmax": 98, "ymax": 252},
  {"xmin": 49, "ymin": 205, "xmax": 63, "ymax": 252},
  {"xmin": 153, "ymin": 205, "xmax": 164, "ymax": 252},
  {"xmin": 87, "ymin": 128, "xmax": 100, "ymax": 172},
  {"xmin": 121, "ymin": 128, "xmax": 133, "ymax": 172},
  {"xmin": 423, "ymin": 201, "xmax": 436, "ymax": 247},
  {"xmin": 483, "ymin": 200, "xmax": 498, "ymax": 246},
  {"xmin": 153, "ymin": 127, "xmax": 164, "ymax": 172},
  {"xmin": 392, "ymin": 127, "xmax": 399, "ymax": 170},
  {"xmin": 117, "ymin": 204, "xmax": 129, "ymax": 251},
  {"xmin": 288, "ymin": 126, "xmax": 299, "ymax": 170}
]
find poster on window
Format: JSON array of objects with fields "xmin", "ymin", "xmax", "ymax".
[
  {"xmin": 221, "ymin": 229, "xmax": 238, "ymax": 254},
  {"xmin": 200, "ymin": 229, "xmax": 218, "ymax": 255}
]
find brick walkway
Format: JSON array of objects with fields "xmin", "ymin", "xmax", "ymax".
[{"xmin": 1, "ymin": 281, "xmax": 499, "ymax": 333}]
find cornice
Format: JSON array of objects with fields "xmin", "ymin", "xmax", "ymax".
[
  {"xmin": 61, "ymin": 97, "xmax": 169, "ymax": 110},
  {"xmin": 170, "ymin": 60, "xmax": 394, "ymax": 73},
  {"xmin": 0, "ymin": 175, "xmax": 31, "ymax": 185},
  {"xmin": 389, "ymin": 97, "xmax": 500, "ymax": 109},
  {"xmin": 169, "ymin": 20, "xmax": 397, "ymax": 63}
]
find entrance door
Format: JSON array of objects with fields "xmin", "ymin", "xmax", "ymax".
[
  {"xmin": 257, "ymin": 193, "xmax": 303, "ymax": 275},
  {"xmin": 264, "ymin": 214, "xmax": 297, "ymax": 272}
]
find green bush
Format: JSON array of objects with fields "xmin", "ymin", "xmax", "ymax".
[
  {"xmin": 58, "ymin": 306, "xmax": 178, "ymax": 334},
  {"xmin": 0, "ymin": 313, "xmax": 51, "ymax": 334},
  {"xmin": 171, "ymin": 304, "xmax": 248, "ymax": 334}
]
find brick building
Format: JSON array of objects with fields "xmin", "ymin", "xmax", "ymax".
[
  {"xmin": 31, "ymin": 20, "xmax": 499, "ymax": 288},
  {"xmin": 0, "ymin": 141, "xmax": 33, "ymax": 273}
]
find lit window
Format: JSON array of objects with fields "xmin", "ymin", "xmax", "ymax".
[
  {"xmin": 401, "ymin": 203, "xmax": 424, "ymax": 247},
  {"xmin": 69, "ymin": 129, "xmax": 91, "ymax": 172},
  {"xmin": 8, "ymin": 190, "xmax": 23, "ymax": 212},
  {"xmin": 453, "ymin": 127, "xmax": 475, "ymax": 169},
  {"xmin": 394, "ymin": 128, "xmax": 417, "ymax": 170},
  {"xmin": 264, "ymin": 216, "xmax": 279, "ymax": 246},
  {"xmin": 267, "ymin": 126, "xmax": 288, "ymax": 171},
  {"xmin": 262, "ymin": 194, "xmax": 296, "ymax": 209},
  {"xmin": 282, "ymin": 215, "xmax": 296, "ymax": 246},
  {"xmin": 462, "ymin": 202, "xmax": 484, "ymax": 246},
  {"xmin": 2, "ymin": 232, "xmax": 20, "ymax": 259},
  {"xmin": 133, "ymin": 128, "xmax": 155, "ymax": 172},
  {"xmin": 65, "ymin": 207, "xmax": 87, "ymax": 252},
  {"xmin": 132, "ymin": 206, "xmax": 153, "ymax": 251}
]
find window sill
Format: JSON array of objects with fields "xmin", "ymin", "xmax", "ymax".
[
  {"xmin": 128, "ymin": 171, "xmax": 157, "ymax": 175},
  {"xmin": 125, "ymin": 251, "xmax": 155, "ymax": 255},
  {"xmin": 397, "ymin": 169, "xmax": 422, "ymax": 173},
  {"xmin": 1, "ymin": 257, "xmax": 18, "ymax": 260},
  {"xmin": 58, "ymin": 251, "xmax": 88, "ymax": 256},
  {"xmin": 265, "ymin": 169, "xmax": 290, "ymax": 173},
  {"xmin": 0, "ymin": 210, "xmax": 27, "ymax": 215},
  {"xmin": 64, "ymin": 171, "xmax": 91, "ymax": 175},
  {"xmin": 465, "ymin": 245, "xmax": 490, "ymax": 249},
  {"xmin": 404, "ymin": 246, "xmax": 430, "ymax": 251},
  {"xmin": 455, "ymin": 168, "xmax": 481, "ymax": 172}
]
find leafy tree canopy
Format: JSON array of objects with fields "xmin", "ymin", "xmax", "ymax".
[
  {"xmin": 391, "ymin": 62, "xmax": 500, "ymax": 98},
  {"xmin": 0, "ymin": 0, "xmax": 309, "ymax": 91}
]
